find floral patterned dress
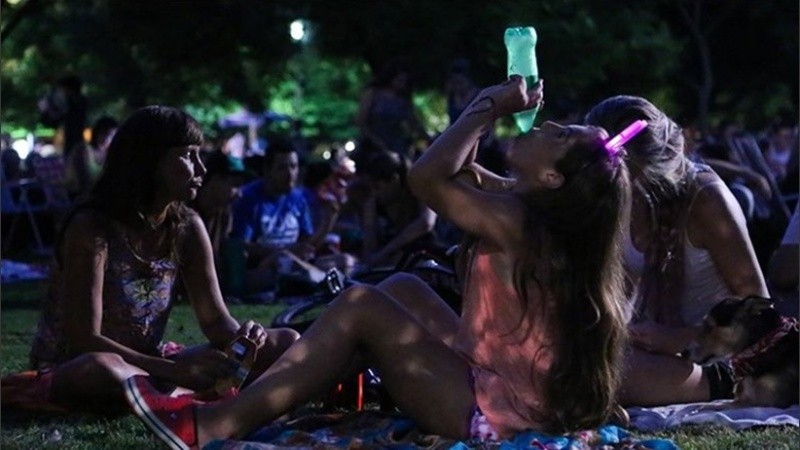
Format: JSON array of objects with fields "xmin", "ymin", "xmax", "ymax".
[{"xmin": 29, "ymin": 227, "xmax": 178, "ymax": 369}]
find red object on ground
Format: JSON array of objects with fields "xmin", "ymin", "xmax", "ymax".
[{"xmin": 124, "ymin": 375, "xmax": 198, "ymax": 450}]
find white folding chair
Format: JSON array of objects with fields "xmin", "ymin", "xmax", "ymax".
[
  {"xmin": 727, "ymin": 134, "xmax": 791, "ymax": 222},
  {"xmin": 30, "ymin": 155, "xmax": 72, "ymax": 212}
]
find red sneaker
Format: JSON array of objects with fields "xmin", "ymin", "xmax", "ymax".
[{"xmin": 124, "ymin": 375, "xmax": 198, "ymax": 450}]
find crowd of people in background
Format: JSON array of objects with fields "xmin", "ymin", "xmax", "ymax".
[
  {"xmin": 0, "ymin": 58, "xmax": 797, "ymax": 443},
  {"xmin": 1, "ymin": 64, "xmax": 797, "ymax": 302},
  {"xmin": 1, "ymin": 65, "xmax": 797, "ymax": 302}
]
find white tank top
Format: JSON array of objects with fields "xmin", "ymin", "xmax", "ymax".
[{"xmin": 624, "ymin": 181, "xmax": 732, "ymax": 326}]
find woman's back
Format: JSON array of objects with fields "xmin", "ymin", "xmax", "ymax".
[{"xmin": 455, "ymin": 239, "xmax": 556, "ymax": 437}]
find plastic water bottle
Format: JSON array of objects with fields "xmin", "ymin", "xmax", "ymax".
[{"xmin": 504, "ymin": 26, "xmax": 539, "ymax": 133}]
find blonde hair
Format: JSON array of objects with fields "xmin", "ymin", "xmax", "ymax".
[{"xmin": 585, "ymin": 95, "xmax": 699, "ymax": 325}]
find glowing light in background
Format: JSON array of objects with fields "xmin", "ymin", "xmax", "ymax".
[
  {"xmin": 344, "ymin": 140, "xmax": 355, "ymax": 152},
  {"xmin": 290, "ymin": 20, "xmax": 306, "ymax": 42},
  {"xmin": 12, "ymin": 139, "xmax": 31, "ymax": 159},
  {"xmin": 12, "ymin": 134, "xmax": 34, "ymax": 159}
]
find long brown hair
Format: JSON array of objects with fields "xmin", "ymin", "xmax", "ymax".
[
  {"xmin": 515, "ymin": 132, "xmax": 631, "ymax": 432},
  {"xmin": 56, "ymin": 106, "xmax": 203, "ymax": 266},
  {"xmin": 584, "ymin": 96, "xmax": 696, "ymax": 326}
]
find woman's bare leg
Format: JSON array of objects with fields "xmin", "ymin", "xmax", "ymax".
[
  {"xmin": 375, "ymin": 272, "xmax": 460, "ymax": 345},
  {"xmin": 246, "ymin": 327, "xmax": 301, "ymax": 385},
  {"xmin": 618, "ymin": 346, "xmax": 708, "ymax": 406},
  {"xmin": 53, "ymin": 327, "xmax": 299, "ymax": 407},
  {"xmin": 52, "ymin": 352, "xmax": 146, "ymax": 409},
  {"xmin": 258, "ymin": 273, "xmax": 457, "ymax": 393},
  {"xmin": 196, "ymin": 284, "xmax": 475, "ymax": 445}
]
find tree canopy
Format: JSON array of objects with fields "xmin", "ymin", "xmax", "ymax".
[{"xmin": 1, "ymin": 0, "xmax": 797, "ymax": 143}]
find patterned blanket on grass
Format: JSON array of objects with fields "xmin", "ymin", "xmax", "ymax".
[
  {"xmin": 203, "ymin": 411, "xmax": 677, "ymax": 450},
  {"xmin": 628, "ymin": 401, "xmax": 799, "ymax": 431}
]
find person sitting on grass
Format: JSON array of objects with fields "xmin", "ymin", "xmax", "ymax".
[
  {"xmin": 584, "ymin": 96, "xmax": 769, "ymax": 406},
  {"xmin": 223, "ymin": 137, "xmax": 340, "ymax": 298},
  {"xmin": 64, "ymin": 115, "xmax": 118, "ymax": 200},
  {"xmin": 26, "ymin": 106, "xmax": 299, "ymax": 412},
  {"xmin": 190, "ymin": 149, "xmax": 251, "ymax": 298},
  {"xmin": 767, "ymin": 204, "xmax": 799, "ymax": 314},
  {"xmin": 358, "ymin": 150, "xmax": 439, "ymax": 268},
  {"xmin": 122, "ymin": 76, "xmax": 632, "ymax": 448}
]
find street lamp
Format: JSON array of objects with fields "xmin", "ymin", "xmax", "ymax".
[
  {"xmin": 289, "ymin": 19, "xmax": 307, "ymax": 43},
  {"xmin": 288, "ymin": 19, "xmax": 312, "ymax": 132}
]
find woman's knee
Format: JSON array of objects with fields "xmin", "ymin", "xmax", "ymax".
[
  {"xmin": 267, "ymin": 327, "xmax": 301, "ymax": 353},
  {"xmin": 78, "ymin": 352, "xmax": 127, "ymax": 370},
  {"xmin": 379, "ymin": 272, "xmax": 423, "ymax": 289},
  {"xmin": 251, "ymin": 327, "xmax": 301, "ymax": 371},
  {"xmin": 55, "ymin": 352, "xmax": 133, "ymax": 385},
  {"xmin": 376, "ymin": 273, "xmax": 434, "ymax": 304},
  {"xmin": 51, "ymin": 352, "xmax": 139, "ymax": 408},
  {"xmin": 335, "ymin": 284, "xmax": 384, "ymax": 305},
  {"xmin": 328, "ymin": 284, "xmax": 396, "ymax": 321}
]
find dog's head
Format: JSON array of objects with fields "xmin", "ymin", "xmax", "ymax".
[{"xmin": 686, "ymin": 296, "xmax": 779, "ymax": 365}]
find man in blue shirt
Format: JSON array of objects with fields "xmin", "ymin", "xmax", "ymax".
[{"xmin": 227, "ymin": 137, "xmax": 334, "ymax": 296}]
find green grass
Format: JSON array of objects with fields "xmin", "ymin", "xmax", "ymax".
[
  {"xmin": 0, "ymin": 284, "xmax": 284, "ymax": 449},
  {"xmin": 1, "ymin": 282, "xmax": 798, "ymax": 449}
]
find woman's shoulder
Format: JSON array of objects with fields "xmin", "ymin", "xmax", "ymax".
[
  {"xmin": 64, "ymin": 208, "xmax": 109, "ymax": 236},
  {"xmin": 690, "ymin": 168, "xmax": 731, "ymax": 204},
  {"xmin": 692, "ymin": 165, "xmax": 725, "ymax": 188},
  {"xmin": 687, "ymin": 169, "xmax": 742, "ymax": 226},
  {"xmin": 173, "ymin": 204, "xmax": 203, "ymax": 231},
  {"xmin": 59, "ymin": 208, "xmax": 114, "ymax": 257}
]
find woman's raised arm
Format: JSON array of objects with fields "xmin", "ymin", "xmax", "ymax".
[{"xmin": 408, "ymin": 76, "xmax": 541, "ymax": 247}]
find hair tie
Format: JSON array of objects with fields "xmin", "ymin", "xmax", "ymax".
[{"xmin": 604, "ymin": 120, "xmax": 648, "ymax": 156}]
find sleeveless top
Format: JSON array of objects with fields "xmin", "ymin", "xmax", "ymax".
[
  {"xmin": 453, "ymin": 240, "xmax": 556, "ymax": 438},
  {"xmin": 29, "ymin": 226, "xmax": 179, "ymax": 369},
  {"xmin": 624, "ymin": 180, "xmax": 732, "ymax": 326}
]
